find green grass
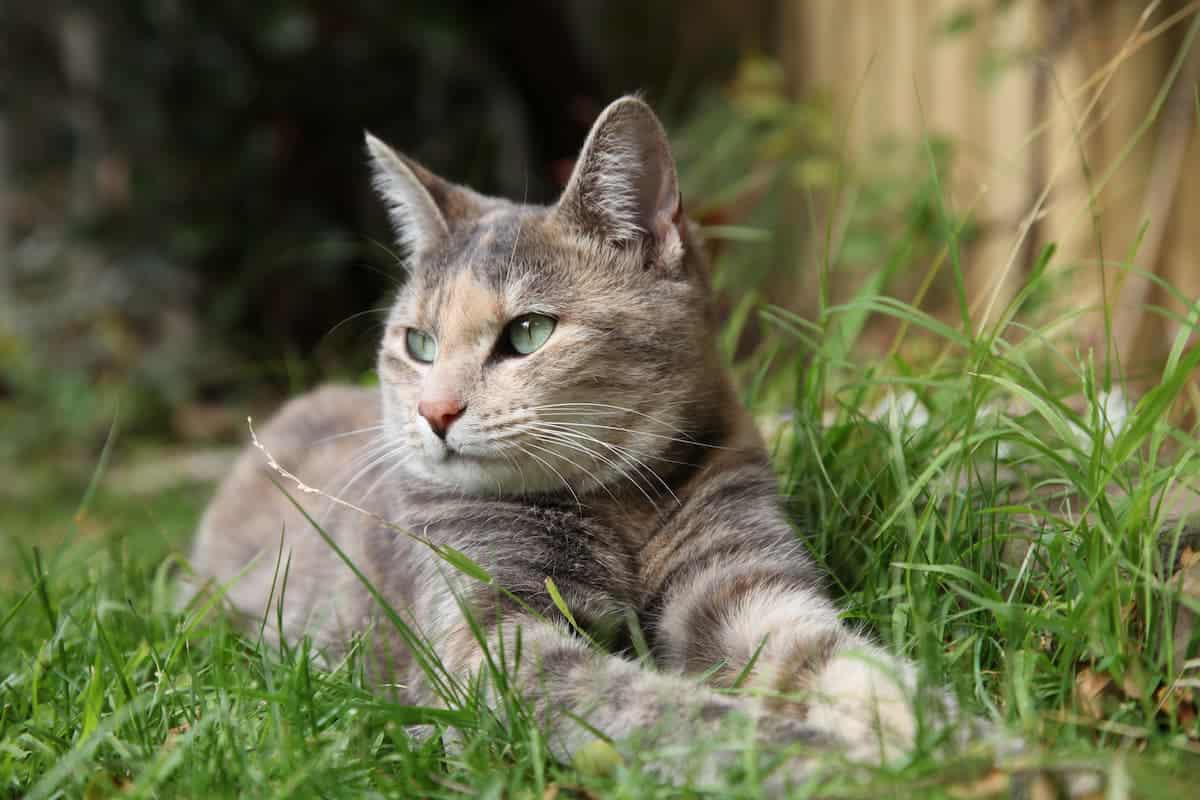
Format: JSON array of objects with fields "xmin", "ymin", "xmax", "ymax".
[
  {"xmin": 6, "ymin": 59, "xmax": 1200, "ymax": 797},
  {"xmin": 3, "ymin": 293, "xmax": 1200, "ymax": 797}
]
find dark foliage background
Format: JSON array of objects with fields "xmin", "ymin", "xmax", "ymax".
[{"xmin": 0, "ymin": 1, "xmax": 771, "ymax": 462}]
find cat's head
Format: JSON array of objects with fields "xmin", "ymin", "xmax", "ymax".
[{"xmin": 367, "ymin": 97, "xmax": 724, "ymax": 497}]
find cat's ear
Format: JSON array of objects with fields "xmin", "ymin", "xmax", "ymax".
[
  {"xmin": 554, "ymin": 96, "xmax": 683, "ymax": 268},
  {"xmin": 364, "ymin": 132, "xmax": 469, "ymax": 260}
]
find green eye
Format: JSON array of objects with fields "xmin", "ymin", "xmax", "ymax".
[
  {"xmin": 505, "ymin": 313, "xmax": 556, "ymax": 355},
  {"xmin": 405, "ymin": 328, "xmax": 437, "ymax": 363}
]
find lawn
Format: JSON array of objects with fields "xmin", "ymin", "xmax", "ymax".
[
  {"xmin": 5, "ymin": 2, "xmax": 1200, "ymax": 796},
  {"xmin": 4, "ymin": 299, "xmax": 1200, "ymax": 798},
  {"xmin": 5, "ymin": 52, "xmax": 1200, "ymax": 800}
]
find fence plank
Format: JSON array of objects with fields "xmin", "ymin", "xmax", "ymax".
[{"xmin": 779, "ymin": 1, "xmax": 1194, "ymax": 363}]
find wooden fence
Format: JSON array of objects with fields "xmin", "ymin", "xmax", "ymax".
[{"xmin": 778, "ymin": 0, "xmax": 1200, "ymax": 372}]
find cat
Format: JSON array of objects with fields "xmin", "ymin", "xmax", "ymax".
[{"xmin": 185, "ymin": 96, "xmax": 973, "ymax": 788}]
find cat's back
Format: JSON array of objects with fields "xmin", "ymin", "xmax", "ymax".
[
  {"xmin": 256, "ymin": 383, "xmax": 382, "ymax": 458},
  {"xmin": 186, "ymin": 384, "xmax": 384, "ymax": 610},
  {"xmin": 206, "ymin": 382, "xmax": 381, "ymax": 523}
]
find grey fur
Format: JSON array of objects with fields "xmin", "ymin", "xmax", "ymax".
[{"xmin": 186, "ymin": 96, "xmax": 974, "ymax": 789}]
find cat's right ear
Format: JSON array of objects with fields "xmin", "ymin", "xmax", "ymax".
[
  {"xmin": 553, "ymin": 97, "xmax": 683, "ymax": 271},
  {"xmin": 364, "ymin": 133, "xmax": 455, "ymax": 260}
]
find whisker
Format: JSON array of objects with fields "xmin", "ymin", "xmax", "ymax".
[
  {"xmin": 532, "ymin": 421, "xmax": 703, "ymax": 469},
  {"xmin": 504, "ymin": 203, "xmax": 526, "ymax": 279},
  {"xmin": 525, "ymin": 425, "xmax": 661, "ymax": 497},
  {"xmin": 358, "ymin": 449, "xmax": 415, "ymax": 504},
  {"xmin": 340, "ymin": 435, "xmax": 398, "ymax": 472},
  {"xmin": 321, "ymin": 305, "xmax": 392, "ymax": 344},
  {"xmin": 477, "ymin": 426, "xmax": 537, "ymax": 443},
  {"xmin": 531, "ymin": 419, "xmax": 727, "ymax": 450},
  {"xmin": 521, "ymin": 439, "xmax": 624, "ymax": 507},
  {"xmin": 321, "ymin": 435, "xmax": 392, "ymax": 490},
  {"xmin": 522, "ymin": 430, "xmax": 643, "ymax": 507},
  {"xmin": 493, "ymin": 445, "xmax": 527, "ymax": 498},
  {"xmin": 335, "ymin": 439, "xmax": 410, "ymax": 501},
  {"xmin": 312, "ymin": 424, "xmax": 387, "ymax": 445},
  {"xmin": 310, "ymin": 433, "xmax": 395, "ymax": 522},
  {"xmin": 515, "ymin": 443, "xmax": 581, "ymax": 509},
  {"xmin": 528, "ymin": 402, "xmax": 695, "ymax": 437},
  {"xmin": 528, "ymin": 423, "xmax": 680, "ymax": 506},
  {"xmin": 523, "ymin": 408, "xmax": 622, "ymax": 418}
]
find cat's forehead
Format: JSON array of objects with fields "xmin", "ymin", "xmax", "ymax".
[
  {"xmin": 405, "ymin": 205, "xmax": 613, "ymax": 313},
  {"xmin": 444, "ymin": 206, "xmax": 545, "ymax": 286}
]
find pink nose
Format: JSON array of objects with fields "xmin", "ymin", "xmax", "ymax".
[{"xmin": 418, "ymin": 396, "xmax": 466, "ymax": 439}]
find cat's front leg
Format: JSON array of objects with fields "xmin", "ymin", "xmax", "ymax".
[
  {"xmin": 412, "ymin": 587, "xmax": 830, "ymax": 787},
  {"xmin": 650, "ymin": 549, "xmax": 957, "ymax": 763}
]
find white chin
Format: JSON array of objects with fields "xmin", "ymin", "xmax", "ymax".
[{"xmin": 412, "ymin": 451, "xmax": 562, "ymax": 495}]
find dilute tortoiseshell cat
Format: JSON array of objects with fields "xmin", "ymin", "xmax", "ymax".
[{"xmin": 187, "ymin": 97, "xmax": 974, "ymax": 785}]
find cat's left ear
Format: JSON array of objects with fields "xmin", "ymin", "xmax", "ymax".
[
  {"xmin": 554, "ymin": 96, "xmax": 684, "ymax": 271},
  {"xmin": 364, "ymin": 133, "xmax": 482, "ymax": 263}
]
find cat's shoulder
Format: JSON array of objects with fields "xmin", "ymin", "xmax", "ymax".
[{"xmin": 256, "ymin": 383, "xmax": 380, "ymax": 446}]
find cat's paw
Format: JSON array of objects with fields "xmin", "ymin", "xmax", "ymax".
[
  {"xmin": 800, "ymin": 645, "xmax": 999, "ymax": 765},
  {"xmin": 802, "ymin": 648, "xmax": 922, "ymax": 762},
  {"xmin": 805, "ymin": 657, "xmax": 1021, "ymax": 771}
]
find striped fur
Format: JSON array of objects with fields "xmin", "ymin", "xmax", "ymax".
[{"xmin": 186, "ymin": 97, "xmax": 970, "ymax": 788}]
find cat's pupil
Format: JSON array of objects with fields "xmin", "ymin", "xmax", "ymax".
[
  {"xmin": 505, "ymin": 314, "xmax": 555, "ymax": 356},
  {"xmin": 406, "ymin": 329, "xmax": 436, "ymax": 363}
]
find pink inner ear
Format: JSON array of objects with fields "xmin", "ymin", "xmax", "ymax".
[
  {"xmin": 653, "ymin": 214, "xmax": 675, "ymax": 246},
  {"xmin": 653, "ymin": 188, "xmax": 682, "ymax": 244},
  {"xmin": 556, "ymin": 97, "xmax": 683, "ymax": 246},
  {"xmin": 645, "ymin": 135, "xmax": 680, "ymax": 246},
  {"xmin": 650, "ymin": 186, "xmax": 683, "ymax": 253}
]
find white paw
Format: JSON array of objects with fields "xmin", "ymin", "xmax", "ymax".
[{"xmin": 804, "ymin": 648, "xmax": 925, "ymax": 763}]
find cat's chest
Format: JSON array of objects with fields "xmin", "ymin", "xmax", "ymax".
[{"xmin": 391, "ymin": 492, "xmax": 641, "ymax": 607}]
